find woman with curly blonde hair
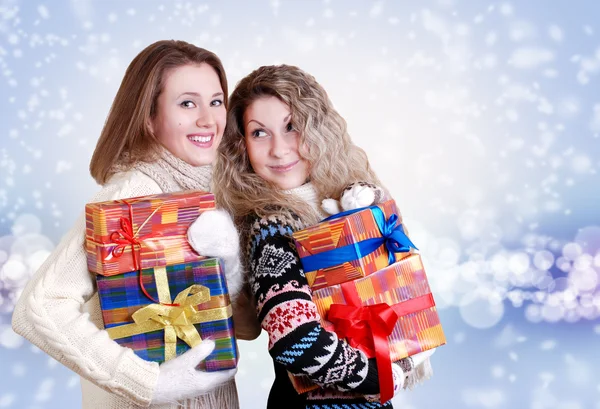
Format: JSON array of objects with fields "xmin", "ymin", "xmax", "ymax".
[
  {"xmin": 216, "ymin": 65, "xmax": 382, "ymax": 226},
  {"xmin": 214, "ymin": 65, "xmax": 433, "ymax": 409}
]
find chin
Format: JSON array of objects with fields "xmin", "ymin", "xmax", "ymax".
[
  {"xmin": 188, "ymin": 155, "xmax": 215, "ymax": 167},
  {"xmin": 277, "ymin": 179, "xmax": 305, "ymax": 190}
]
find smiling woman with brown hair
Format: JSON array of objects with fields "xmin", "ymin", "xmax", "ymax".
[{"xmin": 12, "ymin": 39, "xmax": 252, "ymax": 409}]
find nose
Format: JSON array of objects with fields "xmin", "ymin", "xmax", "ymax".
[
  {"xmin": 270, "ymin": 133, "xmax": 290, "ymax": 158},
  {"xmin": 196, "ymin": 108, "xmax": 215, "ymax": 128}
]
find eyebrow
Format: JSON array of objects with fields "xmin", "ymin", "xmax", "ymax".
[
  {"xmin": 247, "ymin": 119, "xmax": 266, "ymax": 128},
  {"xmin": 177, "ymin": 92, "xmax": 224, "ymax": 98},
  {"xmin": 246, "ymin": 114, "xmax": 292, "ymax": 128}
]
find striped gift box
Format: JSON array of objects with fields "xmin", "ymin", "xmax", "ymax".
[
  {"xmin": 85, "ymin": 190, "xmax": 215, "ymax": 276},
  {"xmin": 96, "ymin": 258, "xmax": 238, "ymax": 370},
  {"xmin": 293, "ymin": 200, "xmax": 411, "ymax": 290},
  {"xmin": 290, "ymin": 254, "xmax": 445, "ymax": 393}
]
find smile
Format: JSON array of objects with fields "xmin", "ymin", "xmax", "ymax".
[
  {"xmin": 187, "ymin": 133, "xmax": 214, "ymax": 147},
  {"xmin": 268, "ymin": 160, "xmax": 299, "ymax": 173}
]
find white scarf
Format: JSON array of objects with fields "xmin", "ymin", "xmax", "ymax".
[
  {"xmin": 131, "ymin": 148, "xmax": 213, "ymax": 193},
  {"xmin": 283, "ymin": 182, "xmax": 329, "ymax": 221}
]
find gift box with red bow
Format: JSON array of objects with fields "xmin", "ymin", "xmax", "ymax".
[
  {"xmin": 86, "ymin": 191, "xmax": 237, "ymax": 370},
  {"xmin": 292, "ymin": 200, "xmax": 416, "ymax": 291},
  {"xmin": 85, "ymin": 190, "xmax": 215, "ymax": 277},
  {"xmin": 290, "ymin": 254, "xmax": 445, "ymax": 401}
]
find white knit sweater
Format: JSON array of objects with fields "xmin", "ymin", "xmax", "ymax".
[{"xmin": 11, "ymin": 170, "xmax": 219, "ymax": 409}]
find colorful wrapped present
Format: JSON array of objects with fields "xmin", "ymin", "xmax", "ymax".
[
  {"xmin": 293, "ymin": 200, "xmax": 416, "ymax": 290},
  {"xmin": 97, "ymin": 258, "xmax": 238, "ymax": 370},
  {"xmin": 85, "ymin": 190, "xmax": 215, "ymax": 277},
  {"xmin": 290, "ymin": 254, "xmax": 445, "ymax": 400}
]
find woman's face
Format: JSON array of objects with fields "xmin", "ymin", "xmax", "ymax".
[
  {"xmin": 244, "ymin": 96, "xmax": 310, "ymax": 190},
  {"xmin": 151, "ymin": 63, "xmax": 226, "ymax": 166}
]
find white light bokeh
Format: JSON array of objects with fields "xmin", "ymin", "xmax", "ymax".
[{"xmin": 417, "ymin": 221, "xmax": 600, "ymax": 325}]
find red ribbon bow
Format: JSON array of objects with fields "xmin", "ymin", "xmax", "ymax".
[
  {"xmin": 327, "ymin": 282, "xmax": 435, "ymax": 403},
  {"xmin": 109, "ymin": 200, "xmax": 174, "ymax": 305},
  {"xmin": 110, "ymin": 217, "xmax": 142, "ymax": 260}
]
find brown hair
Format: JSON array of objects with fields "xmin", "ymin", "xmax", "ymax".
[
  {"xmin": 214, "ymin": 64, "xmax": 382, "ymax": 225},
  {"xmin": 89, "ymin": 40, "xmax": 227, "ymax": 184}
]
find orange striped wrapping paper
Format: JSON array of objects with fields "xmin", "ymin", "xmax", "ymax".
[
  {"xmin": 85, "ymin": 190, "xmax": 215, "ymax": 277},
  {"xmin": 293, "ymin": 200, "xmax": 410, "ymax": 291},
  {"xmin": 290, "ymin": 254, "xmax": 446, "ymax": 394}
]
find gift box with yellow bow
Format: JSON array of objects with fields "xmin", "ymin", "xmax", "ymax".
[
  {"xmin": 290, "ymin": 254, "xmax": 445, "ymax": 396},
  {"xmin": 292, "ymin": 200, "xmax": 416, "ymax": 291},
  {"xmin": 96, "ymin": 258, "xmax": 237, "ymax": 370},
  {"xmin": 85, "ymin": 190, "xmax": 215, "ymax": 277}
]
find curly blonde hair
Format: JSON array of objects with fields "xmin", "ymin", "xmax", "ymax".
[{"xmin": 214, "ymin": 64, "xmax": 382, "ymax": 224}]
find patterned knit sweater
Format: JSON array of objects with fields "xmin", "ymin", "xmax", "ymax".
[{"xmin": 245, "ymin": 183, "xmax": 395, "ymax": 409}]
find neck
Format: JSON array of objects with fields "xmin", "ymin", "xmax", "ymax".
[{"xmin": 284, "ymin": 182, "xmax": 328, "ymax": 220}]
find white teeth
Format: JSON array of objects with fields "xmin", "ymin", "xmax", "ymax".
[{"xmin": 188, "ymin": 135, "xmax": 212, "ymax": 143}]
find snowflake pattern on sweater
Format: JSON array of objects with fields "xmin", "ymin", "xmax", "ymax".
[{"xmin": 246, "ymin": 213, "xmax": 394, "ymax": 409}]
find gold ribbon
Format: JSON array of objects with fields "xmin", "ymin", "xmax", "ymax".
[{"xmin": 106, "ymin": 284, "xmax": 232, "ymax": 361}]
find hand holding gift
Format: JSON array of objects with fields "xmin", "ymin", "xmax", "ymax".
[
  {"xmin": 363, "ymin": 349, "xmax": 436, "ymax": 403},
  {"xmin": 290, "ymin": 198, "xmax": 445, "ymax": 402},
  {"xmin": 151, "ymin": 339, "xmax": 237, "ymax": 405},
  {"xmin": 396, "ymin": 348, "xmax": 436, "ymax": 389},
  {"xmin": 88, "ymin": 191, "xmax": 238, "ymax": 370}
]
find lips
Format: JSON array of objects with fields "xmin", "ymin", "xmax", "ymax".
[
  {"xmin": 268, "ymin": 160, "xmax": 299, "ymax": 173},
  {"xmin": 187, "ymin": 133, "xmax": 214, "ymax": 148}
]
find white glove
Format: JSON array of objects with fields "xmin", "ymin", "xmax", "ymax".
[
  {"xmin": 151, "ymin": 340, "xmax": 237, "ymax": 405},
  {"xmin": 394, "ymin": 348, "xmax": 436, "ymax": 391},
  {"xmin": 365, "ymin": 348, "xmax": 436, "ymax": 402},
  {"xmin": 187, "ymin": 209, "xmax": 243, "ymax": 299},
  {"xmin": 409, "ymin": 348, "xmax": 435, "ymax": 367}
]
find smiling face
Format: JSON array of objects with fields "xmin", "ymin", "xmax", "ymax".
[
  {"xmin": 151, "ymin": 63, "xmax": 226, "ymax": 166},
  {"xmin": 243, "ymin": 96, "xmax": 310, "ymax": 190}
]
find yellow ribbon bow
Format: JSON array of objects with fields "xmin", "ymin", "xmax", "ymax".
[{"xmin": 106, "ymin": 284, "xmax": 232, "ymax": 361}]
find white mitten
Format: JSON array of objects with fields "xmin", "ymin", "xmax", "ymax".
[
  {"xmin": 151, "ymin": 340, "xmax": 237, "ymax": 405},
  {"xmin": 340, "ymin": 182, "xmax": 386, "ymax": 211},
  {"xmin": 410, "ymin": 348, "xmax": 435, "ymax": 367},
  {"xmin": 395, "ymin": 348, "xmax": 435, "ymax": 391},
  {"xmin": 187, "ymin": 209, "xmax": 243, "ymax": 299},
  {"xmin": 365, "ymin": 348, "xmax": 436, "ymax": 402}
]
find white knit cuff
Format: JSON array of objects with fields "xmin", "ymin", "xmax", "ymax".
[{"xmin": 111, "ymin": 349, "xmax": 160, "ymax": 406}]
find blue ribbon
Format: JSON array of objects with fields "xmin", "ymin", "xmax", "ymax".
[{"xmin": 300, "ymin": 205, "xmax": 418, "ymax": 272}]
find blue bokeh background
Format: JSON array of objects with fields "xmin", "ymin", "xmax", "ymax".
[{"xmin": 1, "ymin": 1, "xmax": 599, "ymax": 408}]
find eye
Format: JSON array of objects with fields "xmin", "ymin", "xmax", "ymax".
[
  {"xmin": 251, "ymin": 129, "xmax": 268, "ymax": 138},
  {"xmin": 286, "ymin": 122, "xmax": 295, "ymax": 132},
  {"xmin": 180, "ymin": 100, "xmax": 196, "ymax": 108},
  {"xmin": 211, "ymin": 99, "xmax": 223, "ymax": 107}
]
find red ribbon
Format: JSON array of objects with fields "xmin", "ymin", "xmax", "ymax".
[
  {"xmin": 109, "ymin": 200, "xmax": 177, "ymax": 306},
  {"xmin": 327, "ymin": 282, "xmax": 435, "ymax": 403}
]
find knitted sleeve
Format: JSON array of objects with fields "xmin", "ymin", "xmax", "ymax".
[
  {"xmin": 11, "ymin": 170, "xmax": 164, "ymax": 407},
  {"xmin": 246, "ymin": 214, "xmax": 381, "ymax": 394}
]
